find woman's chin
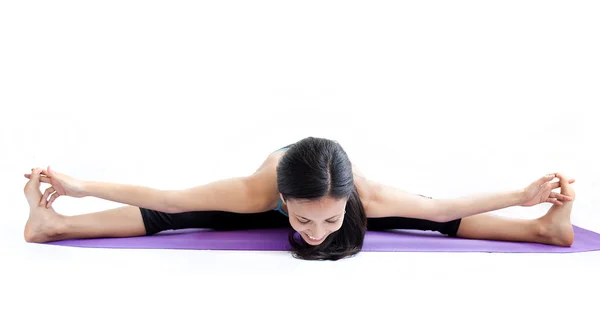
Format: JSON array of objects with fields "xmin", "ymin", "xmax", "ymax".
[{"xmin": 301, "ymin": 232, "xmax": 327, "ymax": 245}]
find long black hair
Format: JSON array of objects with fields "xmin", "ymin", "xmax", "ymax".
[{"xmin": 276, "ymin": 137, "xmax": 367, "ymax": 260}]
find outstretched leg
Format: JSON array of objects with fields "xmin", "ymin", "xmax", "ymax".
[
  {"xmin": 23, "ymin": 168, "xmax": 290, "ymax": 243},
  {"xmin": 456, "ymin": 174, "xmax": 575, "ymax": 246},
  {"xmin": 24, "ymin": 169, "xmax": 146, "ymax": 242}
]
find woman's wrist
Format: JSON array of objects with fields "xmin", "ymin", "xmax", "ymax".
[
  {"xmin": 515, "ymin": 188, "xmax": 527, "ymax": 206},
  {"xmin": 79, "ymin": 180, "xmax": 95, "ymax": 197}
]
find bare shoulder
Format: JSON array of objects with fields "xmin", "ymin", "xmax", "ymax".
[
  {"xmin": 350, "ymin": 163, "xmax": 378, "ymax": 215},
  {"xmin": 354, "ymin": 168, "xmax": 440, "ymax": 221},
  {"xmin": 247, "ymin": 149, "xmax": 288, "ymax": 211}
]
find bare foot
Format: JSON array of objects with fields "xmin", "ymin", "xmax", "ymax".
[
  {"xmin": 23, "ymin": 168, "xmax": 65, "ymax": 243},
  {"xmin": 538, "ymin": 173, "xmax": 575, "ymax": 247}
]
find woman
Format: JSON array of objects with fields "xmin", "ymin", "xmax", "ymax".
[{"xmin": 22, "ymin": 136, "xmax": 577, "ymax": 260}]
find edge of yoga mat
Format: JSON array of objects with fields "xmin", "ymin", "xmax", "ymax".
[{"xmin": 45, "ymin": 225, "xmax": 600, "ymax": 253}]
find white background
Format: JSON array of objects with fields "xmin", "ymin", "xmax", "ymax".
[{"xmin": 1, "ymin": 1, "xmax": 599, "ymax": 316}]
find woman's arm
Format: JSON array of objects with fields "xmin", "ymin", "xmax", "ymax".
[
  {"xmin": 166, "ymin": 173, "xmax": 271, "ymax": 213},
  {"xmin": 82, "ymin": 181, "xmax": 177, "ymax": 212},
  {"xmin": 31, "ymin": 154, "xmax": 280, "ymax": 212},
  {"xmin": 429, "ymin": 190, "xmax": 524, "ymax": 221},
  {"xmin": 84, "ymin": 174, "xmax": 269, "ymax": 214},
  {"xmin": 28, "ymin": 166, "xmax": 271, "ymax": 213},
  {"xmin": 367, "ymin": 184, "xmax": 524, "ymax": 222},
  {"xmin": 365, "ymin": 174, "xmax": 574, "ymax": 222}
]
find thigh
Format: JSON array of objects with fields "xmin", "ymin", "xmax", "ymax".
[
  {"xmin": 366, "ymin": 193, "xmax": 461, "ymax": 237},
  {"xmin": 140, "ymin": 208, "xmax": 291, "ymax": 235},
  {"xmin": 367, "ymin": 216, "xmax": 462, "ymax": 237}
]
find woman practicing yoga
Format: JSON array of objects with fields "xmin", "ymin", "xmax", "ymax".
[{"xmin": 23, "ymin": 136, "xmax": 577, "ymax": 260}]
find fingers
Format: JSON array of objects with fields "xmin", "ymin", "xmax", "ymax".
[
  {"xmin": 548, "ymin": 198, "xmax": 563, "ymax": 206},
  {"xmin": 550, "ymin": 181, "xmax": 565, "ymax": 190},
  {"xmin": 40, "ymin": 176, "xmax": 52, "ymax": 184},
  {"xmin": 549, "ymin": 181, "xmax": 576, "ymax": 190},
  {"xmin": 29, "ymin": 167, "xmax": 48, "ymax": 175},
  {"xmin": 47, "ymin": 192, "xmax": 60, "ymax": 207},
  {"xmin": 39, "ymin": 186, "xmax": 60, "ymax": 208},
  {"xmin": 555, "ymin": 173, "xmax": 570, "ymax": 186},
  {"xmin": 40, "ymin": 186, "xmax": 54, "ymax": 206},
  {"xmin": 24, "ymin": 174, "xmax": 52, "ymax": 184},
  {"xmin": 543, "ymin": 172, "xmax": 575, "ymax": 189},
  {"xmin": 555, "ymin": 173, "xmax": 571, "ymax": 186},
  {"xmin": 549, "ymin": 191, "xmax": 573, "ymax": 202},
  {"xmin": 537, "ymin": 174, "xmax": 556, "ymax": 186},
  {"xmin": 24, "ymin": 169, "xmax": 52, "ymax": 184}
]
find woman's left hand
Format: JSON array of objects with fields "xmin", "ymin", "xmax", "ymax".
[{"xmin": 520, "ymin": 173, "xmax": 575, "ymax": 207}]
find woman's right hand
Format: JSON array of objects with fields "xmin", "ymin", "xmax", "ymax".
[{"xmin": 23, "ymin": 166, "xmax": 86, "ymax": 207}]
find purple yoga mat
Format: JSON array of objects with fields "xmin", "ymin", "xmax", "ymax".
[{"xmin": 46, "ymin": 225, "xmax": 600, "ymax": 253}]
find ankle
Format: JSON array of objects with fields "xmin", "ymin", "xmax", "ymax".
[
  {"xmin": 534, "ymin": 219, "xmax": 549, "ymax": 241},
  {"xmin": 48, "ymin": 214, "xmax": 68, "ymax": 237},
  {"xmin": 24, "ymin": 214, "xmax": 68, "ymax": 243},
  {"xmin": 537, "ymin": 218, "xmax": 574, "ymax": 247}
]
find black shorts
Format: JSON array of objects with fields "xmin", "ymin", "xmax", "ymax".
[{"xmin": 140, "ymin": 208, "xmax": 462, "ymax": 237}]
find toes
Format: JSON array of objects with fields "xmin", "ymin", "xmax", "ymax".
[
  {"xmin": 556, "ymin": 173, "xmax": 576, "ymax": 198},
  {"xmin": 23, "ymin": 168, "xmax": 44, "ymax": 202},
  {"xmin": 31, "ymin": 168, "xmax": 42, "ymax": 181}
]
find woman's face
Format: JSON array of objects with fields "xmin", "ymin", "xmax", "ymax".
[{"xmin": 281, "ymin": 195, "xmax": 347, "ymax": 245}]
